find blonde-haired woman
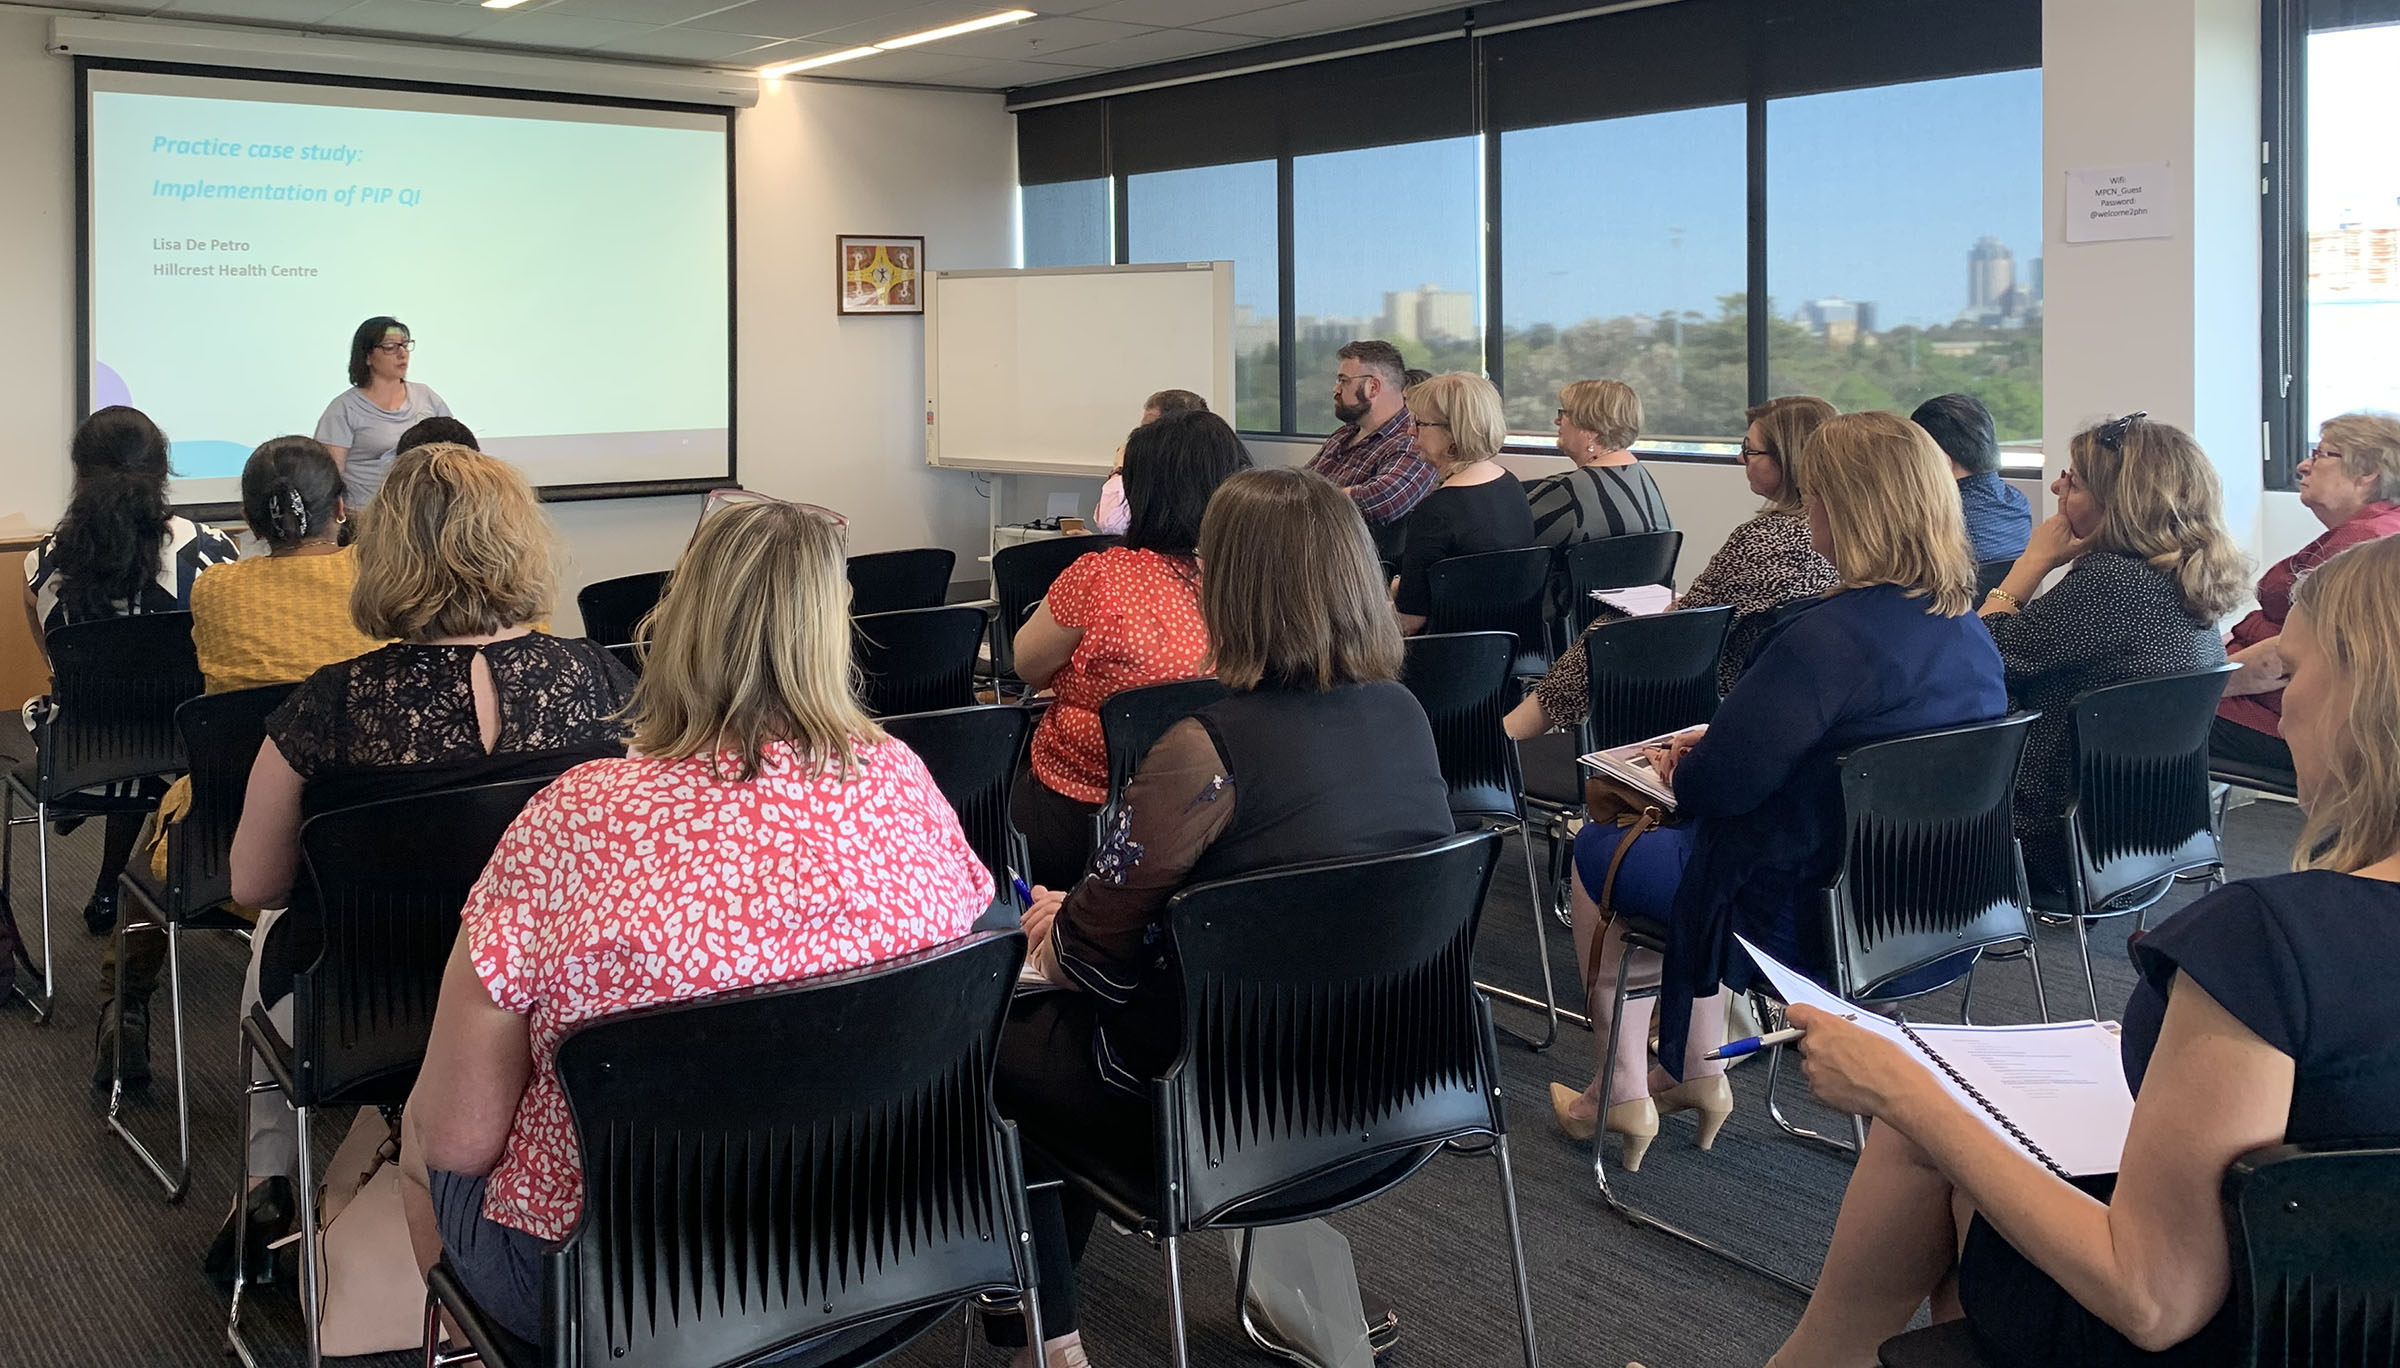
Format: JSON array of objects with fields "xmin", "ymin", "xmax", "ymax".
[
  {"xmin": 1391, "ymin": 371, "xmax": 1535, "ymax": 633},
  {"xmin": 1770, "ymin": 533, "xmax": 2400, "ymax": 1367},
  {"xmin": 212, "ymin": 444, "xmax": 635, "ymax": 1286},
  {"xmin": 1547, "ymin": 412, "xmax": 2005, "ymax": 1165},
  {"xmin": 400, "ymin": 499, "xmax": 990, "ymax": 1349},
  {"xmin": 1527, "ymin": 379, "xmax": 1673, "ymax": 548},
  {"xmin": 1980, "ymin": 413, "xmax": 2248, "ymax": 891},
  {"xmin": 2214, "ymin": 411, "xmax": 2400, "ymax": 778}
]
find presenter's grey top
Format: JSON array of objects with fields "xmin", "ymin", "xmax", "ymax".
[{"xmin": 314, "ymin": 381, "xmax": 451, "ymax": 505}]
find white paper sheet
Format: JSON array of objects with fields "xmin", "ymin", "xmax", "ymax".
[{"xmin": 1591, "ymin": 583, "xmax": 1675, "ymax": 616}]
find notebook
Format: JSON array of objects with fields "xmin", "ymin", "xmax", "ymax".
[
  {"xmin": 1575, "ymin": 727, "xmax": 1699, "ymax": 811},
  {"xmin": 1738, "ymin": 936, "xmax": 2135, "ymax": 1178}
]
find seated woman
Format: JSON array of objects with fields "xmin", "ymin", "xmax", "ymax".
[
  {"xmin": 1769, "ymin": 532, "xmax": 2400, "ymax": 1368},
  {"xmin": 998, "ymin": 468, "xmax": 1457, "ymax": 1368},
  {"xmin": 1009, "ymin": 409, "xmax": 1250, "ymax": 888},
  {"xmin": 397, "ymin": 498, "xmax": 991, "ymax": 1348},
  {"xmin": 1526, "ymin": 379, "xmax": 1672, "ymax": 548},
  {"xmin": 215, "ymin": 443, "xmax": 634, "ymax": 1285},
  {"xmin": 2212, "ymin": 412, "xmax": 2400, "ymax": 780},
  {"xmin": 1978, "ymin": 413, "xmax": 2247, "ymax": 894},
  {"xmin": 1390, "ymin": 371, "xmax": 1535, "ymax": 634},
  {"xmin": 1505, "ymin": 395, "xmax": 1837, "ymax": 741},
  {"xmin": 1092, "ymin": 388, "xmax": 1206, "ymax": 535},
  {"xmin": 98, "ymin": 436, "xmax": 387, "ymax": 1082},
  {"xmin": 1547, "ymin": 412, "xmax": 2005, "ymax": 1167}
]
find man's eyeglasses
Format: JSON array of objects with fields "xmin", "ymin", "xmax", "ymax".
[
  {"xmin": 2095, "ymin": 411, "xmax": 2147, "ymax": 452},
  {"xmin": 373, "ymin": 339, "xmax": 417, "ymax": 355},
  {"xmin": 1334, "ymin": 373, "xmax": 1372, "ymax": 390}
]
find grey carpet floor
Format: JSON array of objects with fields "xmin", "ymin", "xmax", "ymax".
[{"xmin": 0, "ymin": 795, "xmax": 2306, "ymax": 1368}]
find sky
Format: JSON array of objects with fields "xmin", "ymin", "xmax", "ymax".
[{"xmin": 1030, "ymin": 67, "xmax": 2046, "ymax": 335}]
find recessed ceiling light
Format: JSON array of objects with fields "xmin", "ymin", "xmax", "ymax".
[
  {"xmin": 875, "ymin": 9, "xmax": 1037, "ymax": 50},
  {"xmin": 757, "ymin": 46, "xmax": 881, "ymax": 77}
]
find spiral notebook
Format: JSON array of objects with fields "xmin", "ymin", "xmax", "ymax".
[{"xmin": 1737, "ymin": 937, "xmax": 2136, "ymax": 1177}]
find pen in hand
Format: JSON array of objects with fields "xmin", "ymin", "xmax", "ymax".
[{"xmin": 1704, "ymin": 1026, "xmax": 1805, "ymax": 1061}]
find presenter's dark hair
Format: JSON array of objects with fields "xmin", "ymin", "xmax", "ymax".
[
  {"xmin": 1910, "ymin": 393, "xmax": 2000, "ymax": 476},
  {"xmin": 1122, "ymin": 410, "xmax": 1251, "ymax": 562},
  {"xmin": 52, "ymin": 406, "xmax": 173, "ymax": 623},
  {"xmin": 397, "ymin": 416, "xmax": 478, "ymax": 454},
  {"xmin": 241, "ymin": 437, "xmax": 345, "ymax": 551},
  {"xmin": 347, "ymin": 315, "xmax": 410, "ymax": 387}
]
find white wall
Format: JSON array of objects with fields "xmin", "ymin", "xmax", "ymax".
[{"xmin": 0, "ymin": 8, "xmax": 1019, "ymax": 630}]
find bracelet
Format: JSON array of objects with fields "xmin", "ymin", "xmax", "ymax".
[{"xmin": 1984, "ymin": 587, "xmax": 2022, "ymax": 610}]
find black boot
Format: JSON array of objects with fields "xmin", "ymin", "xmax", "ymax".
[
  {"xmin": 204, "ymin": 1177, "xmax": 294, "ymax": 1290},
  {"xmin": 83, "ymin": 888, "xmax": 118, "ymax": 937},
  {"xmin": 93, "ymin": 996, "xmax": 151, "ymax": 1088}
]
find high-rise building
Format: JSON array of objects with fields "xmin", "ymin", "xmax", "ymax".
[
  {"xmin": 1381, "ymin": 287, "xmax": 1421, "ymax": 344},
  {"xmin": 1380, "ymin": 283, "xmax": 1475, "ymax": 345},
  {"xmin": 1967, "ymin": 236, "xmax": 2015, "ymax": 317},
  {"xmin": 1798, "ymin": 296, "xmax": 1872, "ymax": 346}
]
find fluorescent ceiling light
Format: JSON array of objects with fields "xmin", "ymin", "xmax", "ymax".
[
  {"xmin": 479, "ymin": 0, "xmax": 530, "ymax": 8},
  {"xmin": 876, "ymin": 9, "xmax": 1037, "ymax": 50},
  {"xmin": 758, "ymin": 9, "xmax": 1036, "ymax": 76},
  {"xmin": 758, "ymin": 46, "xmax": 880, "ymax": 76}
]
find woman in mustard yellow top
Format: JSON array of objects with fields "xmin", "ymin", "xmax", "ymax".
[{"xmin": 99, "ymin": 437, "xmax": 384, "ymax": 1085}]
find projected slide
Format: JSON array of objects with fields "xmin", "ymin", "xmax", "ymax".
[{"xmin": 86, "ymin": 69, "xmax": 731, "ymax": 503}]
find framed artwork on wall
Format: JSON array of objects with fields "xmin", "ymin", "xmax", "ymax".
[{"xmin": 837, "ymin": 234, "xmax": 925, "ymax": 315}]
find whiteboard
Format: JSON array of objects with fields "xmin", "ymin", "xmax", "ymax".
[{"xmin": 925, "ymin": 262, "xmax": 1234, "ymax": 477}]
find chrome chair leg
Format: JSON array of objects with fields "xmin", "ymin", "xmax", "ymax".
[
  {"xmin": 1763, "ymin": 1041, "xmax": 1858, "ymax": 1159},
  {"xmin": 295, "ymin": 1102, "xmax": 324, "ymax": 1368},
  {"xmin": 1959, "ymin": 959, "xmax": 1978, "ymax": 1026},
  {"xmin": 2071, "ymin": 915, "xmax": 2100, "ymax": 1019},
  {"xmin": 28, "ymin": 798, "xmax": 53, "ymax": 1021},
  {"xmin": 1160, "ymin": 1232, "xmax": 1191, "ymax": 1368},
  {"xmin": 1490, "ymin": 1135, "xmax": 1542, "ymax": 1368},
  {"xmin": 2023, "ymin": 937, "xmax": 2051, "ymax": 1022},
  {"xmin": 105, "ymin": 902, "xmax": 192, "ymax": 1201},
  {"xmin": 227, "ymin": 1034, "xmax": 268, "ymax": 1368},
  {"xmin": 1480, "ymin": 821, "xmax": 1587, "ymax": 1048}
]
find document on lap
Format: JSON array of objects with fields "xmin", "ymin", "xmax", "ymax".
[
  {"xmin": 1591, "ymin": 584, "xmax": 1674, "ymax": 616},
  {"xmin": 1738, "ymin": 936, "xmax": 2136, "ymax": 1177}
]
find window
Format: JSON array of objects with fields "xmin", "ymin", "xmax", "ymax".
[
  {"xmin": 1290, "ymin": 136, "xmax": 1483, "ymax": 434},
  {"xmin": 1021, "ymin": 179, "xmax": 1110, "ymax": 269},
  {"xmin": 2301, "ymin": 20, "xmax": 2400, "ymax": 432},
  {"xmin": 1765, "ymin": 71, "xmax": 2045, "ymax": 446},
  {"xmin": 1126, "ymin": 161, "xmax": 1281, "ymax": 432},
  {"xmin": 1498, "ymin": 106, "xmax": 1748, "ymax": 445}
]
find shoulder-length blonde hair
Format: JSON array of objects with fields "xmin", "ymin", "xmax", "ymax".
[
  {"xmin": 2291, "ymin": 535, "xmax": 2400, "ymax": 872},
  {"xmin": 1407, "ymin": 372, "xmax": 1509, "ymax": 473},
  {"xmin": 627, "ymin": 500, "xmax": 881, "ymax": 782},
  {"xmin": 349, "ymin": 443, "xmax": 557, "ymax": 641},
  {"xmin": 2072, "ymin": 416, "xmax": 2250, "ymax": 621},
  {"xmin": 1747, "ymin": 395, "xmax": 1837, "ymax": 514},
  {"xmin": 1201, "ymin": 467, "xmax": 1404, "ymax": 691},
  {"xmin": 1801, "ymin": 411, "xmax": 1978, "ymax": 617}
]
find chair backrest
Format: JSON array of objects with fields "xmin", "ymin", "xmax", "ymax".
[
  {"xmin": 853, "ymin": 606, "xmax": 986, "ymax": 717},
  {"xmin": 846, "ymin": 547, "xmax": 957, "ymax": 617},
  {"xmin": 603, "ymin": 641, "xmax": 643, "ymax": 680},
  {"xmin": 1559, "ymin": 530, "xmax": 1684, "ymax": 637},
  {"xmin": 576, "ymin": 571, "xmax": 670, "ymax": 649},
  {"xmin": 2226, "ymin": 1139, "xmax": 2400, "ymax": 1368},
  {"xmin": 36, "ymin": 612, "xmax": 203, "ymax": 798},
  {"xmin": 1974, "ymin": 558, "xmax": 2018, "ymax": 597},
  {"xmin": 1161, "ymin": 831, "xmax": 1506, "ymax": 1232},
  {"xmin": 2063, "ymin": 665, "xmax": 2238, "ymax": 910},
  {"xmin": 1822, "ymin": 714, "xmax": 2040, "ymax": 1001},
  {"xmin": 548, "ymin": 932, "xmax": 1031, "ymax": 1368},
  {"xmin": 989, "ymin": 535, "xmax": 1122, "ymax": 679},
  {"xmin": 1099, "ymin": 677, "xmax": 1232, "ymax": 825},
  {"xmin": 1399, "ymin": 631, "xmax": 1521, "ymax": 823},
  {"xmin": 291, "ymin": 777, "xmax": 554, "ymax": 1107},
  {"xmin": 1579, "ymin": 605, "xmax": 1732, "ymax": 751},
  {"xmin": 881, "ymin": 706, "xmax": 1033, "ymax": 911},
  {"xmin": 1426, "ymin": 547, "xmax": 1553, "ymax": 676},
  {"xmin": 163, "ymin": 683, "xmax": 296, "ymax": 921}
]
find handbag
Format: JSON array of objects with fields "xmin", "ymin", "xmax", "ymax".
[
  {"xmin": 1578, "ymin": 773, "xmax": 1677, "ymax": 1004},
  {"xmin": 315, "ymin": 1108, "xmax": 428, "ymax": 1358}
]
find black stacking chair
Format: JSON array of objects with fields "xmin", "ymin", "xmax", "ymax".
[
  {"xmin": 106, "ymin": 683, "xmax": 294, "ymax": 1201},
  {"xmin": 602, "ymin": 641, "xmax": 642, "ymax": 679},
  {"xmin": 988, "ymin": 535, "xmax": 1122, "ymax": 695},
  {"xmin": 230, "ymin": 777, "xmax": 554, "ymax": 1368},
  {"xmin": 846, "ymin": 546, "xmax": 956, "ymax": 616},
  {"xmin": 575, "ymin": 570, "xmax": 669, "ymax": 648},
  {"xmin": 424, "ymin": 932, "xmax": 1043, "ymax": 1368},
  {"xmin": 1518, "ymin": 606, "xmax": 1732, "ymax": 936},
  {"xmin": 2209, "ymin": 754, "xmax": 2300, "ymax": 801},
  {"xmin": 1555, "ymin": 529, "xmax": 1683, "ymax": 642},
  {"xmin": 882, "ymin": 705, "xmax": 1033, "ymax": 928},
  {"xmin": 1402, "ymin": 632, "xmax": 1560, "ymax": 1051},
  {"xmin": 1879, "ymin": 1138, "xmax": 2400, "ymax": 1368},
  {"xmin": 1974, "ymin": 558, "xmax": 2018, "ymax": 598},
  {"xmin": 1096, "ymin": 677, "xmax": 1231, "ymax": 838},
  {"xmin": 2, "ymin": 612, "xmax": 202, "ymax": 1019},
  {"xmin": 1016, "ymin": 831, "xmax": 1540, "ymax": 1368},
  {"xmin": 1426, "ymin": 547, "xmax": 1554, "ymax": 679},
  {"xmin": 853, "ymin": 606, "xmax": 985, "ymax": 717},
  {"xmin": 2033, "ymin": 666, "xmax": 2237, "ymax": 1015}
]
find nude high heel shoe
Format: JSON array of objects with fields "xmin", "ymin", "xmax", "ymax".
[
  {"xmin": 1553, "ymin": 1083, "xmax": 1662, "ymax": 1168},
  {"xmin": 1548, "ymin": 1082, "xmax": 1597, "ymax": 1141},
  {"xmin": 1652, "ymin": 1073, "xmax": 1735, "ymax": 1151}
]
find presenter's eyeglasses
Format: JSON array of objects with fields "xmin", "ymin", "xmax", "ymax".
[{"xmin": 373, "ymin": 339, "xmax": 417, "ymax": 355}]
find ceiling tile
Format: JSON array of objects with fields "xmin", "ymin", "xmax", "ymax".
[
  {"xmin": 721, "ymin": 34, "xmax": 847, "ymax": 63},
  {"xmin": 906, "ymin": 13, "xmax": 1148, "ymax": 60},
  {"xmin": 157, "ymin": 0, "xmax": 368, "ymax": 24},
  {"xmin": 1034, "ymin": 25, "xmax": 1262, "ymax": 68},
  {"xmin": 311, "ymin": 0, "xmax": 508, "ymax": 37},
  {"xmin": 675, "ymin": 0, "xmax": 942, "ymax": 37},
  {"xmin": 931, "ymin": 55, "xmax": 1106, "ymax": 87},
  {"xmin": 460, "ymin": 9, "xmax": 657, "ymax": 48},
  {"xmin": 588, "ymin": 25, "xmax": 786, "ymax": 59},
  {"xmin": 1071, "ymin": 0, "xmax": 1290, "ymax": 26},
  {"xmin": 527, "ymin": 0, "xmax": 746, "ymax": 24},
  {"xmin": 1202, "ymin": 0, "xmax": 1462, "ymax": 40}
]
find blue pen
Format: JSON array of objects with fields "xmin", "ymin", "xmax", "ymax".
[
  {"xmin": 1704, "ymin": 1026, "xmax": 1804, "ymax": 1061},
  {"xmin": 1008, "ymin": 868, "xmax": 1037, "ymax": 908}
]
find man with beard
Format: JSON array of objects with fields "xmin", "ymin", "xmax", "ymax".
[{"xmin": 1308, "ymin": 339, "xmax": 1436, "ymax": 560}]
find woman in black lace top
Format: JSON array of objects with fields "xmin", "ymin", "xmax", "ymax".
[{"xmin": 213, "ymin": 444, "xmax": 631, "ymax": 1285}]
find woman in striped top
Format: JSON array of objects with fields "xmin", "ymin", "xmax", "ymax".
[{"xmin": 1525, "ymin": 379, "xmax": 1673, "ymax": 547}]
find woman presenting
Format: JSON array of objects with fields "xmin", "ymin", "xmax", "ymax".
[{"xmin": 313, "ymin": 315, "xmax": 451, "ymax": 506}]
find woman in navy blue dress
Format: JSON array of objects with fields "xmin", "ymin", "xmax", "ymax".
[{"xmin": 1771, "ymin": 533, "xmax": 2400, "ymax": 1367}]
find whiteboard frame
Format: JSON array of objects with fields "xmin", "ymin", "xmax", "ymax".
[{"xmin": 923, "ymin": 261, "xmax": 1236, "ymax": 477}]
